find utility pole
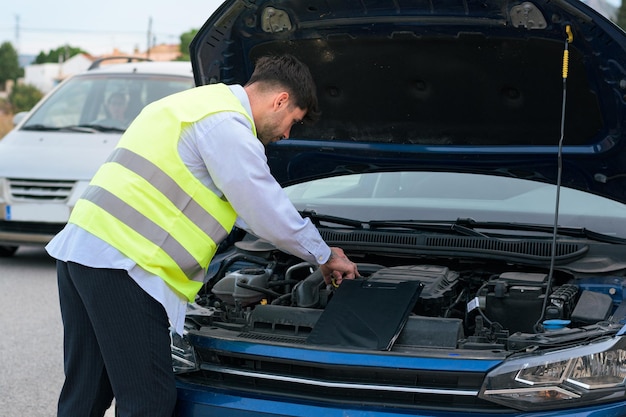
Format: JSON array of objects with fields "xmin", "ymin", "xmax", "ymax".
[
  {"xmin": 146, "ymin": 16, "xmax": 153, "ymax": 59},
  {"xmin": 14, "ymin": 14, "xmax": 20, "ymax": 55}
]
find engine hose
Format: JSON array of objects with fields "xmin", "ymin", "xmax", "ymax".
[
  {"xmin": 271, "ymin": 293, "xmax": 292, "ymax": 306},
  {"xmin": 235, "ymin": 281, "xmax": 281, "ymax": 299},
  {"xmin": 292, "ymin": 268, "xmax": 325, "ymax": 308}
]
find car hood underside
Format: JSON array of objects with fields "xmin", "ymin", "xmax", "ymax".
[{"xmin": 191, "ymin": 0, "xmax": 626, "ymax": 204}]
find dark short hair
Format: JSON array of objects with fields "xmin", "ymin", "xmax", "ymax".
[{"xmin": 245, "ymin": 54, "xmax": 320, "ymax": 123}]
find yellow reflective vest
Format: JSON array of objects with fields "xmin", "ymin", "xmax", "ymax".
[{"xmin": 69, "ymin": 84, "xmax": 256, "ymax": 301}]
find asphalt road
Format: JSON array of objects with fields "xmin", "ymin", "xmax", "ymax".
[{"xmin": 0, "ymin": 245, "xmax": 115, "ymax": 417}]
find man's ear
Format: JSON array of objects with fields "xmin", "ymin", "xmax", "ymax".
[{"xmin": 273, "ymin": 92, "xmax": 290, "ymax": 111}]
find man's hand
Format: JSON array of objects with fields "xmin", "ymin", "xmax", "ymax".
[{"xmin": 319, "ymin": 247, "xmax": 359, "ymax": 286}]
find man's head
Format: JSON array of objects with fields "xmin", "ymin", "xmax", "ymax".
[
  {"xmin": 106, "ymin": 92, "xmax": 128, "ymax": 121},
  {"xmin": 244, "ymin": 54, "xmax": 319, "ymax": 145}
]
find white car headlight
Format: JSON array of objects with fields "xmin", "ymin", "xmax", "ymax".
[{"xmin": 479, "ymin": 337, "xmax": 626, "ymax": 411}]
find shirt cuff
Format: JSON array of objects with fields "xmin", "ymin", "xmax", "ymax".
[{"xmin": 316, "ymin": 244, "xmax": 332, "ymax": 265}]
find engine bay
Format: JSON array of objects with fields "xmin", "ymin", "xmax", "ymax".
[{"xmin": 190, "ymin": 235, "xmax": 626, "ymax": 353}]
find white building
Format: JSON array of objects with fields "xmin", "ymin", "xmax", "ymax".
[
  {"xmin": 23, "ymin": 53, "xmax": 94, "ymax": 94},
  {"xmin": 21, "ymin": 45, "xmax": 181, "ymax": 95}
]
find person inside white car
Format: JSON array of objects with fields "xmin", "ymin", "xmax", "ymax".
[{"xmin": 97, "ymin": 92, "xmax": 129, "ymax": 128}]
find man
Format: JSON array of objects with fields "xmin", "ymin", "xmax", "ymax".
[{"xmin": 46, "ymin": 54, "xmax": 359, "ymax": 417}]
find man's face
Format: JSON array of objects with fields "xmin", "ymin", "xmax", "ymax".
[
  {"xmin": 107, "ymin": 97, "xmax": 127, "ymax": 120},
  {"xmin": 257, "ymin": 102, "xmax": 307, "ymax": 146}
]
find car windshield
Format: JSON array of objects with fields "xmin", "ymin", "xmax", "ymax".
[
  {"xmin": 284, "ymin": 171, "xmax": 626, "ymax": 239},
  {"xmin": 22, "ymin": 73, "xmax": 194, "ymax": 131}
]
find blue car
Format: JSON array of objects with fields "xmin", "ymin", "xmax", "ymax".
[{"xmin": 173, "ymin": 1, "xmax": 626, "ymax": 415}]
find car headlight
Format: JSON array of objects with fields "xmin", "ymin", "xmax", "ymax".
[
  {"xmin": 479, "ymin": 337, "xmax": 626, "ymax": 411},
  {"xmin": 170, "ymin": 330, "xmax": 199, "ymax": 374}
]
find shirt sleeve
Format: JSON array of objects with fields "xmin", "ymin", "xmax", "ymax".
[{"xmin": 185, "ymin": 111, "xmax": 331, "ymax": 265}]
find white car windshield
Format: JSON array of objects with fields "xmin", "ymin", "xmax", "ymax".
[{"xmin": 23, "ymin": 73, "xmax": 194, "ymax": 131}]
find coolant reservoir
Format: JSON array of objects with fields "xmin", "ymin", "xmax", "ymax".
[{"xmin": 212, "ymin": 268, "xmax": 271, "ymax": 306}]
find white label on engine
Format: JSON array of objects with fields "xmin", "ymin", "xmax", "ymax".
[{"xmin": 467, "ymin": 296, "xmax": 480, "ymax": 313}]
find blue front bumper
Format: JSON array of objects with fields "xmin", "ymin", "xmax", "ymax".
[{"xmin": 175, "ymin": 379, "xmax": 626, "ymax": 417}]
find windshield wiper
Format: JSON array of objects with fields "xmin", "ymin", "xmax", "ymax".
[
  {"xmin": 78, "ymin": 123, "xmax": 126, "ymax": 132},
  {"xmin": 299, "ymin": 210, "xmax": 364, "ymax": 228},
  {"xmin": 22, "ymin": 124, "xmax": 99, "ymax": 133},
  {"xmin": 22, "ymin": 123, "xmax": 124, "ymax": 133},
  {"xmin": 22, "ymin": 124, "xmax": 62, "ymax": 131},
  {"xmin": 368, "ymin": 220, "xmax": 489, "ymax": 237},
  {"xmin": 300, "ymin": 212, "xmax": 625, "ymax": 244},
  {"xmin": 301, "ymin": 212, "xmax": 486, "ymax": 237},
  {"xmin": 453, "ymin": 218, "xmax": 626, "ymax": 244}
]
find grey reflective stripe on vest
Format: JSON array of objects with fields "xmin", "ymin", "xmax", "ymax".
[
  {"xmin": 83, "ymin": 147, "xmax": 231, "ymax": 281},
  {"xmin": 81, "ymin": 185, "xmax": 205, "ymax": 281},
  {"xmin": 107, "ymin": 147, "xmax": 230, "ymax": 244}
]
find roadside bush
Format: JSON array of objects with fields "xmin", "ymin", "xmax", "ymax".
[
  {"xmin": 9, "ymin": 84, "xmax": 43, "ymax": 114},
  {"xmin": 0, "ymin": 98, "xmax": 13, "ymax": 139}
]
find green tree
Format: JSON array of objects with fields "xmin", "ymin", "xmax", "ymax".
[
  {"xmin": 35, "ymin": 45, "xmax": 88, "ymax": 64},
  {"xmin": 9, "ymin": 84, "xmax": 43, "ymax": 113},
  {"xmin": 178, "ymin": 29, "xmax": 199, "ymax": 61},
  {"xmin": 0, "ymin": 42, "xmax": 23, "ymax": 88}
]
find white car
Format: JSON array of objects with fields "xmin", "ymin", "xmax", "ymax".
[{"xmin": 0, "ymin": 59, "xmax": 195, "ymax": 256}]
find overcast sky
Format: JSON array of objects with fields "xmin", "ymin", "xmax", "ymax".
[{"xmin": 0, "ymin": 0, "xmax": 224, "ymax": 56}]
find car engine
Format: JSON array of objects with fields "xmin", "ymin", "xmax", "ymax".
[{"xmin": 190, "ymin": 236, "xmax": 624, "ymax": 352}]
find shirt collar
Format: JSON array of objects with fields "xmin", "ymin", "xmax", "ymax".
[{"xmin": 228, "ymin": 84, "xmax": 253, "ymax": 120}]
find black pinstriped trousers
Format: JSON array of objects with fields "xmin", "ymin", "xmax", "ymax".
[{"xmin": 56, "ymin": 261, "xmax": 176, "ymax": 417}]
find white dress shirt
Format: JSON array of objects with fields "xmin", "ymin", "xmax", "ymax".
[{"xmin": 46, "ymin": 85, "xmax": 331, "ymax": 335}]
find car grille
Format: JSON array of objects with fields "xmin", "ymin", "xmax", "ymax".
[
  {"xmin": 8, "ymin": 178, "xmax": 75, "ymax": 202},
  {"xmin": 181, "ymin": 344, "xmax": 509, "ymax": 413}
]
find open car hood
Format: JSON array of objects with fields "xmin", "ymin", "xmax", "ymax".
[{"xmin": 191, "ymin": 0, "xmax": 626, "ymax": 204}]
